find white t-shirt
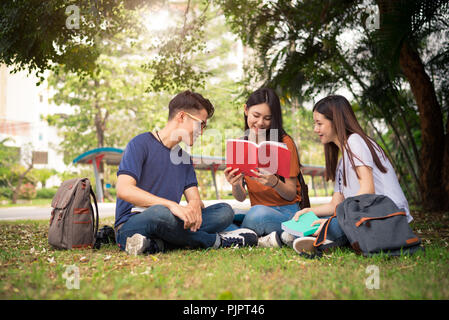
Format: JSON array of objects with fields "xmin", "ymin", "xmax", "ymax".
[{"xmin": 333, "ymin": 133, "xmax": 412, "ymax": 222}]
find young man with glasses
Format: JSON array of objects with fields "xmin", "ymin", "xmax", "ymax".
[{"xmin": 115, "ymin": 90, "xmax": 257, "ymax": 255}]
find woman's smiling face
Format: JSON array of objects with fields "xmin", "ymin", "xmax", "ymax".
[
  {"xmin": 313, "ymin": 111, "xmax": 337, "ymax": 145},
  {"xmin": 245, "ymin": 103, "xmax": 272, "ymax": 134}
]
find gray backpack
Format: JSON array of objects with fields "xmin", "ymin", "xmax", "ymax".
[
  {"xmin": 314, "ymin": 194, "xmax": 422, "ymax": 256},
  {"xmin": 48, "ymin": 178, "xmax": 99, "ymax": 250}
]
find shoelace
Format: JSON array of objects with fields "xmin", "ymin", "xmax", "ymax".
[{"xmin": 221, "ymin": 236, "xmax": 243, "ymax": 247}]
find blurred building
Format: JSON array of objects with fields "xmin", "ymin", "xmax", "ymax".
[{"xmin": 0, "ymin": 64, "xmax": 70, "ymax": 187}]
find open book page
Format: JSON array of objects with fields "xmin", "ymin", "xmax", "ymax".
[
  {"xmin": 226, "ymin": 139, "xmax": 288, "ymax": 149},
  {"xmin": 226, "ymin": 140, "xmax": 258, "ymax": 177},
  {"xmin": 257, "ymin": 142, "xmax": 290, "ymax": 177},
  {"xmin": 226, "ymin": 139, "xmax": 291, "ymax": 178},
  {"xmin": 258, "ymin": 140, "xmax": 288, "ymax": 149}
]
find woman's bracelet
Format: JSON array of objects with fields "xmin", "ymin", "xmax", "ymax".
[{"xmin": 271, "ymin": 175, "xmax": 280, "ymax": 188}]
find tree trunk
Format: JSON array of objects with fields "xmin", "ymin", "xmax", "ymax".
[
  {"xmin": 11, "ymin": 163, "xmax": 34, "ymax": 204},
  {"xmin": 442, "ymin": 115, "xmax": 449, "ymax": 208},
  {"xmin": 399, "ymin": 41, "xmax": 446, "ymax": 210},
  {"xmin": 376, "ymin": 0, "xmax": 448, "ymax": 210},
  {"xmin": 93, "ymin": 79, "xmax": 106, "ymax": 199}
]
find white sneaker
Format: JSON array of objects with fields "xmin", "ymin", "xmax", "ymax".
[
  {"xmin": 293, "ymin": 237, "xmax": 334, "ymax": 255},
  {"xmin": 125, "ymin": 233, "xmax": 150, "ymax": 256},
  {"xmin": 257, "ymin": 231, "xmax": 282, "ymax": 248},
  {"xmin": 292, "ymin": 237, "xmax": 317, "ymax": 255},
  {"xmin": 280, "ymin": 231, "xmax": 296, "ymax": 247},
  {"xmin": 125, "ymin": 233, "xmax": 164, "ymax": 256}
]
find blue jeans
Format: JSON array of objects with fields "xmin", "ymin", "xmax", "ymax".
[
  {"xmin": 225, "ymin": 203, "xmax": 300, "ymax": 236},
  {"xmin": 116, "ymin": 203, "xmax": 234, "ymax": 251}
]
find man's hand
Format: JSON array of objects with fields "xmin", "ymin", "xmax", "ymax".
[
  {"xmin": 187, "ymin": 199, "xmax": 204, "ymax": 232},
  {"xmin": 182, "ymin": 187, "xmax": 204, "ymax": 232},
  {"xmin": 168, "ymin": 203, "xmax": 201, "ymax": 232}
]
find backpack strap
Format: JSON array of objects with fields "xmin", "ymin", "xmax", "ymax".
[
  {"xmin": 289, "ymin": 136, "xmax": 310, "ymax": 209},
  {"xmin": 313, "ymin": 207, "xmax": 337, "ymax": 247},
  {"xmin": 89, "ymin": 187, "xmax": 99, "ymax": 249},
  {"xmin": 297, "ymin": 171, "xmax": 310, "ymax": 209},
  {"xmin": 355, "ymin": 211, "xmax": 406, "ymax": 227}
]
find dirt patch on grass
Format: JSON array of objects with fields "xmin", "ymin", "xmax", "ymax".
[{"xmin": 409, "ymin": 209, "xmax": 449, "ymax": 246}]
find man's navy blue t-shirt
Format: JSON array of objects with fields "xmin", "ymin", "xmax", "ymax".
[{"xmin": 115, "ymin": 132, "xmax": 198, "ymax": 228}]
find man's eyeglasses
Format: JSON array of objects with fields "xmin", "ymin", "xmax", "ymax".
[{"xmin": 184, "ymin": 112, "xmax": 207, "ymax": 131}]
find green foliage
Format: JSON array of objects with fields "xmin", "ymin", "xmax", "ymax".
[
  {"xmin": 0, "ymin": 138, "xmax": 20, "ymax": 185},
  {"xmin": 36, "ymin": 188, "xmax": 58, "ymax": 199},
  {"xmin": 0, "ymin": 139, "xmax": 36, "ymax": 201},
  {"xmin": 142, "ymin": 1, "xmax": 216, "ymax": 93},
  {"xmin": 374, "ymin": 0, "xmax": 449, "ymax": 76},
  {"xmin": 107, "ymin": 188, "xmax": 116, "ymax": 197},
  {"xmin": 0, "ymin": 187, "xmax": 13, "ymax": 200},
  {"xmin": 142, "ymin": 15, "xmax": 210, "ymax": 92},
  {"xmin": 217, "ymin": 0, "xmax": 361, "ymax": 98},
  {"xmin": 281, "ymin": 102, "xmax": 322, "ymax": 165},
  {"xmin": 57, "ymin": 169, "xmax": 93, "ymax": 186},
  {"xmin": 29, "ymin": 168, "xmax": 57, "ymax": 188},
  {"xmin": 46, "ymin": 9, "xmax": 170, "ymax": 162},
  {"xmin": 0, "ymin": 0, "xmax": 146, "ymax": 82},
  {"xmin": 217, "ymin": 0, "xmax": 449, "ymax": 205},
  {"xmin": 46, "ymin": 1, "xmax": 248, "ymax": 169}
]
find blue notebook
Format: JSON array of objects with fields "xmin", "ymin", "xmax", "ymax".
[{"xmin": 281, "ymin": 211, "xmax": 320, "ymax": 237}]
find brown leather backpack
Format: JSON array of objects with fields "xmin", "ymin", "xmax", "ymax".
[{"xmin": 48, "ymin": 178, "xmax": 99, "ymax": 250}]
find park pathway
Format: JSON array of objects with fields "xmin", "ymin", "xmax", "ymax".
[{"xmin": 0, "ymin": 197, "xmax": 331, "ymax": 221}]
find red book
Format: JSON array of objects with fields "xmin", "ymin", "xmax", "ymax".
[{"xmin": 226, "ymin": 139, "xmax": 291, "ymax": 178}]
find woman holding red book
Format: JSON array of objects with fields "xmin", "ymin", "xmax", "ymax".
[{"xmin": 223, "ymin": 87, "xmax": 303, "ymax": 248}]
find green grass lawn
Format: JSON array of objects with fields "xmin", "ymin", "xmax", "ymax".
[
  {"xmin": 1, "ymin": 210, "xmax": 449, "ymax": 300},
  {"xmin": 0, "ymin": 198, "xmax": 53, "ymax": 208}
]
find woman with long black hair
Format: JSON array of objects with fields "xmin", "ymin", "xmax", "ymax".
[
  {"xmin": 224, "ymin": 87, "xmax": 304, "ymax": 247},
  {"xmin": 292, "ymin": 95, "xmax": 412, "ymax": 255}
]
